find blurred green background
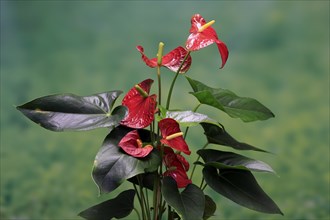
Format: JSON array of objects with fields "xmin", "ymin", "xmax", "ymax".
[{"xmin": 1, "ymin": 1, "xmax": 329, "ymax": 219}]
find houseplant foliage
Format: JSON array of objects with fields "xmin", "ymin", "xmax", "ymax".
[{"xmin": 17, "ymin": 14, "xmax": 283, "ymax": 220}]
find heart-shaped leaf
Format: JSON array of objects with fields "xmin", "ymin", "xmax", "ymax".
[
  {"xmin": 203, "ymin": 166, "xmax": 283, "ymax": 215},
  {"xmin": 92, "ymin": 126, "xmax": 161, "ymax": 194},
  {"xmin": 186, "ymin": 77, "xmax": 274, "ymax": 122},
  {"xmin": 201, "ymin": 123, "xmax": 268, "ymax": 152},
  {"xmin": 198, "ymin": 149, "xmax": 275, "ymax": 174},
  {"xmin": 165, "ymin": 110, "xmax": 218, "ymax": 127},
  {"xmin": 78, "ymin": 189, "xmax": 135, "ymax": 220},
  {"xmin": 203, "ymin": 195, "xmax": 217, "ymax": 220},
  {"xmin": 128, "ymin": 172, "xmax": 157, "ymax": 190},
  {"xmin": 16, "ymin": 91, "xmax": 127, "ymax": 131},
  {"xmin": 162, "ymin": 176, "xmax": 205, "ymax": 220}
]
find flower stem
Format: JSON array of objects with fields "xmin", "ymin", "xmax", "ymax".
[
  {"xmin": 137, "ymin": 176, "xmax": 150, "ymax": 220},
  {"xmin": 134, "ymin": 207, "xmax": 142, "ymax": 220},
  {"xmin": 165, "ymin": 51, "xmax": 191, "ymax": 110},
  {"xmin": 145, "ymin": 188, "xmax": 150, "ymax": 218},
  {"xmin": 201, "ymin": 182, "xmax": 208, "ymax": 191},
  {"xmin": 199, "ymin": 177, "xmax": 205, "ymax": 189},
  {"xmin": 134, "ymin": 184, "xmax": 146, "ymax": 220},
  {"xmin": 157, "ymin": 66, "xmax": 162, "ymax": 107},
  {"xmin": 157, "ymin": 42, "xmax": 163, "ymax": 108},
  {"xmin": 190, "ymin": 142, "xmax": 209, "ymax": 180},
  {"xmin": 153, "ymin": 174, "xmax": 161, "ymax": 220}
]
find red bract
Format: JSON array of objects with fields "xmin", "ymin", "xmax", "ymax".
[
  {"xmin": 136, "ymin": 46, "xmax": 192, "ymax": 73},
  {"xmin": 163, "ymin": 147, "xmax": 192, "ymax": 188},
  {"xmin": 186, "ymin": 14, "xmax": 229, "ymax": 69},
  {"xmin": 121, "ymin": 79, "xmax": 157, "ymax": 129},
  {"xmin": 118, "ymin": 130, "xmax": 153, "ymax": 158},
  {"xmin": 158, "ymin": 118, "xmax": 191, "ymax": 155}
]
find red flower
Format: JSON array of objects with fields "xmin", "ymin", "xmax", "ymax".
[
  {"xmin": 158, "ymin": 118, "xmax": 191, "ymax": 155},
  {"xmin": 163, "ymin": 147, "xmax": 192, "ymax": 188},
  {"xmin": 121, "ymin": 79, "xmax": 157, "ymax": 129},
  {"xmin": 186, "ymin": 14, "xmax": 229, "ymax": 69},
  {"xmin": 137, "ymin": 46, "xmax": 192, "ymax": 73},
  {"xmin": 118, "ymin": 130, "xmax": 153, "ymax": 158}
]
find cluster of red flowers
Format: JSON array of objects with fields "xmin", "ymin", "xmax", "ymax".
[{"xmin": 118, "ymin": 14, "xmax": 228, "ymax": 188}]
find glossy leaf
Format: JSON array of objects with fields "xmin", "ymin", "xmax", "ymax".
[
  {"xmin": 162, "ymin": 176, "xmax": 205, "ymax": 220},
  {"xmin": 128, "ymin": 172, "xmax": 157, "ymax": 190},
  {"xmin": 203, "ymin": 195, "xmax": 217, "ymax": 220},
  {"xmin": 166, "ymin": 110, "xmax": 218, "ymax": 127},
  {"xmin": 201, "ymin": 122, "xmax": 268, "ymax": 152},
  {"xmin": 78, "ymin": 189, "xmax": 135, "ymax": 220},
  {"xmin": 203, "ymin": 166, "xmax": 283, "ymax": 215},
  {"xmin": 198, "ymin": 149, "xmax": 275, "ymax": 173},
  {"xmin": 16, "ymin": 91, "xmax": 126, "ymax": 131},
  {"xmin": 92, "ymin": 126, "xmax": 161, "ymax": 194},
  {"xmin": 186, "ymin": 77, "xmax": 274, "ymax": 122}
]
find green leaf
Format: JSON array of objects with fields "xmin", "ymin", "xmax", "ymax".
[
  {"xmin": 78, "ymin": 189, "xmax": 135, "ymax": 220},
  {"xmin": 198, "ymin": 149, "xmax": 276, "ymax": 174},
  {"xmin": 166, "ymin": 110, "xmax": 218, "ymax": 127},
  {"xmin": 201, "ymin": 123, "xmax": 268, "ymax": 152},
  {"xmin": 92, "ymin": 126, "xmax": 161, "ymax": 194},
  {"xmin": 203, "ymin": 166, "xmax": 283, "ymax": 215},
  {"xmin": 203, "ymin": 195, "xmax": 217, "ymax": 220},
  {"xmin": 186, "ymin": 76, "xmax": 274, "ymax": 122},
  {"xmin": 16, "ymin": 91, "xmax": 127, "ymax": 131},
  {"xmin": 162, "ymin": 177, "xmax": 205, "ymax": 220},
  {"xmin": 128, "ymin": 172, "xmax": 157, "ymax": 190}
]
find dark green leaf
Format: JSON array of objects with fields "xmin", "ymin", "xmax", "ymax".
[
  {"xmin": 201, "ymin": 123, "xmax": 268, "ymax": 152},
  {"xmin": 78, "ymin": 189, "xmax": 135, "ymax": 220},
  {"xmin": 186, "ymin": 77, "xmax": 274, "ymax": 122},
  {"xmin": 16, "ymin": 91, "xmax": 127, "ymax": 131},
  {"xmin": 162, "ymin": 176, "xmax": 205, "ymax": 220},
  {"xmin": 128, "ymin": 172, "xmax": 157, "ymax": 190},
  {"xmin": 198, "ymin": 149, "xmax": 275, "ymax": 173},
  {"xmin": 203, "ymin": 195, "xmax": 217, "ymax": 220},
  {"xmin": 203, "ymin": 166, "xmax": 283, "ymax": 215},
  {"xmin": 166, "ymin": 110, "xmax": 218, "ymax": 127},
  {"xmin": 92, "ymin": 126, "xmax": 161, "ymax": 194}
]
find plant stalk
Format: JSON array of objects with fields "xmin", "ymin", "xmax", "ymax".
[
  {"xmin": 165, "ymin": 51, "xmax": 191, "ymax": 110},
  {"xmin": 190, "ymin": 142, "xmax": 209, "ymax": 180}
]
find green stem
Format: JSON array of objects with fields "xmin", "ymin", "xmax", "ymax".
[
  {"xmin": 156, "ymin": 66, "xmax": 162, "ymax": 148},
  {"xmin": 134, "ymin": 184, "xmax": 146, "ymax": 220},
  {"xmin": 134, "ymin": 207, "xmax": 142, "ymax": 220},
  {"xmin": 199, "ymin": 177, "xmax": 205, "ymax": 189},
  {"xmin": 138, "ymin": 176, "xmax": 150, "ymax": 220},
  {"xmin": 145, "ymin": 188, "xmax": 150, "ymax": 218},
  {"xmin": 165, "ymin": 51, "xmax": 191, "ymax": 110},
  {"xmin": 190, "ymin": 142, "xmax": 209, "ymax": 180},
  {"xmin": 201, "ymin": 182, "xmax": 208, "ymax": 191},
  {"xmin": 157, "ymin": 66, "xmax": 162, "ymax": 107},
  {"xmin": 153, "ymin": 55, "xmax": 163, "ymax": 220},
  {"xmin": 150, "ymin": 122, "xmax": 155, "ymax": 146},
  {"xmin": 153, "ymin": 175, "xmax": 160, "ymax": 220},
  {"xmin": 158, "ymin": 191, "xmax": 165, "ymax": 219}
]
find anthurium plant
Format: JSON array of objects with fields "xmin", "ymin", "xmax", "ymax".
[{"xmin": 17, "ymin": 14, "xmax": 283, "ymax": 220}]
